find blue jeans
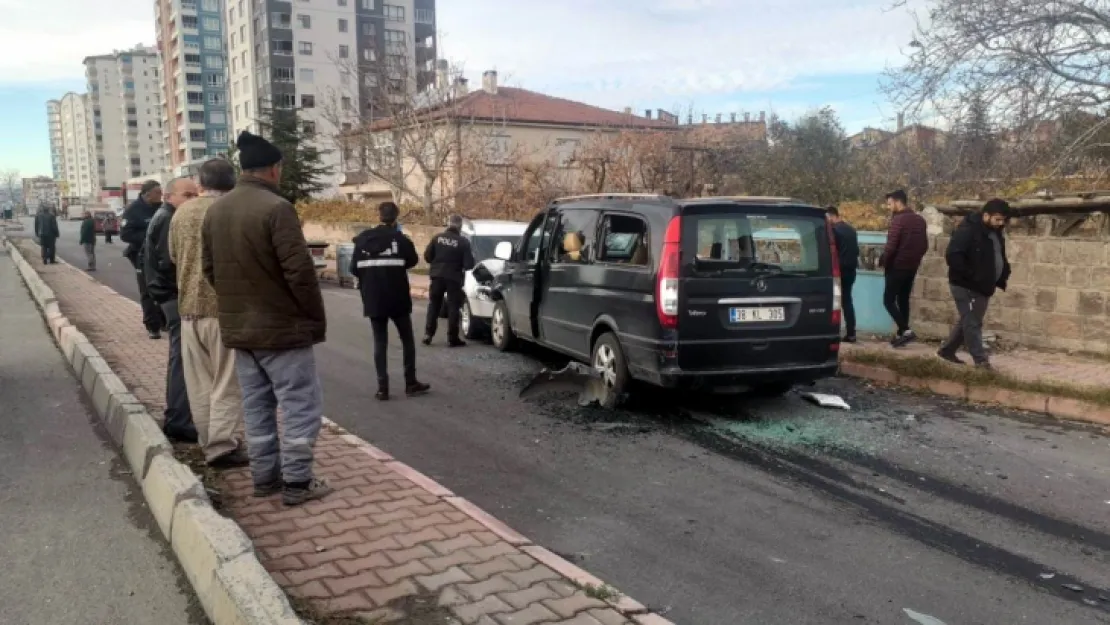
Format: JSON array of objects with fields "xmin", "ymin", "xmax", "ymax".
[{"xmin": 234, "ymin": 347, "xmax": 323, "ymax": 486}]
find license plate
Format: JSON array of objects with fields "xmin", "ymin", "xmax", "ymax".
[{"xmin": 729, "ymin": 307, "xmax": 785, "ymax": 323}]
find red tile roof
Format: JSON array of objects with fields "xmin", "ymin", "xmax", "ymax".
[{"xmin": 371, "ymin": 86, "xmax": 677, "ymax": 131}]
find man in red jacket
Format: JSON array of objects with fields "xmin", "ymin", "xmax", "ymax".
[{"xmin": 880, "ymin": 189, "xmax": 928, "ymax": 347}]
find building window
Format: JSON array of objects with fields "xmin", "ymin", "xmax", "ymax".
[
  {"xmin": 298, "ymin": 41, "xmax": 313, "ymax": 55},
  {"xmin": 273, "ymin": 39, "xmax": 293, "ymax": 55},
  {"xmin": 273, "ymin": 66, "xmax": 294, "ymax": 82},
  {"xmin": 338, "ymin": 44, "xmax": 349, "ymax": 59},
  {"xmin": 191, "ymin": 129, "xmax": 206, "ymax": 142},
  {"xmin": 204, "ymin": 36, "xmax": 221, "ymax": 50},
  {"xmin": 204, "ymin": 55, "xmax": 224, "ymax": 69},
  {"xmin": 231, "ymin": 57, "xmax": 238, "ymax": 72},
  {"xmin": 207, "ymin": 91, "xmax": 225, "ymax": 105},
  {"xmin": 211, "ymin": 129, "xmax": 228, "ymax": 145},
  {"xmin": 363, "ymin": 73, "xmax": 377, "ymax": 87},
  {"xmin": 206, "ymin": 73, "xmax": 225, "ymax": 87},
  {"xmin": 361, "ymin": 48, "xmax": 376, "ymax": 61},
  {"xmin": 301, "ymin": 94, "xmax": 315, "ymax": 108},
  {"xmin": 361, "ymin": 22, "xmax": 374, "ymax": 36},
  {"xmin": 231, "ymin": 33, "xmax": 237, "ymax": 47},
  {"xmin": 235, "ymin": 104, "xmax": 241, "ymax": 121},
  {"xmin": 229, "ymin": 6, "xmax": 235, "ymax": 21},
  {"xmin": 338, "ymin": 0, "xmax": 347, "ymax": 5},
  {"xmin": 360, "ymin": 0, "xmax": 373, "ymax": 8},
  {"xmin": 182, "ymin": 16, "xmax": 198, "ymax": 28},
  {"xmin": 303, "ymin": 120, "xmax": 316, "ymax": 137},
  {"xmin": 338, "ymin": 18, "xmax": 348, "ymax": 32},
  {"xmin": 202, "ymin": 17, "xmax": 220, "ymax": 30},
  {"xmin": 186, "ymin": 72, "xmax": 203, "ymax": 85},
  {"xmin": 189, "ymin": 111, "xmax": 205, "ymax": 123},
  {"xmin": 341, "ymin": 96, "xmax": 351, "ymax": 110},
  {"xmin": 210, "ymin": 110, "xmax": 226, "ymax": 124},
  {"xmin": 128, "ymin": 120, "xmax": 139, "ymax": 128},
  {"xmin": 244, "ymin": 101, "xmax": 250, "ymax": 118},
  {"xmin": 124, "ymin": 80, "xmax": 135, "ymax": 91},
  {"xmin": 300, "ymin": 68, "xmax": 314, "ymax": 82},
  {"xmin": 297, "ymin": 14, "xmax": 311, "ymax": 28},
  {"xmin": 277, "ymin": 93, "xmax": 296, "ymax": 108},
  {"xmin": 240, "ymin": 24, "xmax": 245, "ymax": 41},
  {"xmin": 383, "ymin": 4, "xmax": 404, "ymax": 21},
  {"xmin": 384, "ymin": 29, "xmax": 405, "ymax": 55},
  {"xmin": 271, "ymin": 12, "xmax": 290, "ymax": 28},
  {"xmin": 192, "ymin": 149, "xmax": 206, "ymax": 160},
  {"xmin": 201, "ymin": 0, "xmax": 218, "ymax": 11}
]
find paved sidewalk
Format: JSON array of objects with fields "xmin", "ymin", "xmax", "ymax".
[
  {"xmin": 0, "ymin": 251, "xmax": 204, "ymax": 625},
  {"xmin": 842, "ymin": 339, "xmax": 1110, "ymax": 391},
  {"xmin": 13, "ymin": 239, "xmax": 653, "ymax": 625}
]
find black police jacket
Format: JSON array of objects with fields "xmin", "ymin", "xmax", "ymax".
[
  {"xmin": 350, "ymin": 225, "xmax": 419, "ymax": 318},
  {"xmin": 143, "ymin": 204, "xmax": 178, "ymax": 304},
  {"xmin": 423, "ymin": 228, "xmax": 475, "ymax": 284}
]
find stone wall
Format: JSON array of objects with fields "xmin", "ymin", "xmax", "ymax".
[
  {"xmin": 911, "ymin": 213, "xmax": 1110, "ymax": 354},
  {"xmin": 301, "ymin": 221, "xmax": 441, "ymax": 270}
]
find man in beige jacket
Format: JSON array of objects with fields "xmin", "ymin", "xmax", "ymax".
[{"xmin": 169, "ymin": 159, "xmax": 248, "ymax": 467}]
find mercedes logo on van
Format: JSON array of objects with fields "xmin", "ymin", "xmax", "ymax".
[{"xmin": 755, "ymin": 279, "xmax": 768, "ymax": 292}]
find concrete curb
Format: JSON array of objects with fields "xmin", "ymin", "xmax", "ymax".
[
  {"xmin": 839, "ymin": 360, "xmax": 1110, "ymax": 426},
  {"xmin": 320, "ymin": 417, "xmax": 675, "ymax": 625},
  {"xmin": 4, "ymin": 239, "xmax": 305, "ymax": 625}
]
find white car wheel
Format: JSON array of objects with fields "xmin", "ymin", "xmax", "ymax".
[{"xmin": 461, "ymin": 300, "xmax": 478, "ymax": 339}]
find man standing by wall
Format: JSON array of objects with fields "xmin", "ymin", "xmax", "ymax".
[
  {"xmin": 122, "ymin": 180, "xmax": 167, "ymax": 339},
  {"xmin": 880, "ymin": 189, "xmax": 928, "ymax": 347},
  {"xmin": 34, "ymin": 204, "xmax": 59, "ymax": 264},
  {"xmin": 423, "ymin": 214, "xmax": 475, "ymax": 347},
  {"xmin": 203, "ymin": 131, "xmax": 330, "ymax": 506},
  {"xmin": 145, "ymin": 177, "xmax": 199, "ymax": 443},
  {"xmin": 350, "ymin": 201, "xmax": 430, "ymax": 401},
  {"xmin": 79, "ymin": 210, "xmax": 96, "ymax": 271},
  {"xmin": 937, "ymin": 199, "xmax": 1012, "ymax": 369},
  {"xmin": 827, "ymin": 206, "xmax": 859, "ymax": 343},
  {"xmin": 170, "ymin": 159, "xmax": 247, "ymax": 467}
]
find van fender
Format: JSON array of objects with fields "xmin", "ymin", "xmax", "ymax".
[{"xmin": 588, "ymin": 314, "xmax": 621, "ymax": 352}]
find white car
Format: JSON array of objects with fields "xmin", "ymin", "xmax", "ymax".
[{"xmin": 457, "ymin": 218, "xmax": 528, "ymax": 338}]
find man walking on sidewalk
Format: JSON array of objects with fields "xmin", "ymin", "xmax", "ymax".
[
  {"xmin": 122, "ymin": 180, "xmax": 168, "ymax": 339},
  {"xmin": 827, "ymin": 205, "xmax": 859, "ymax": 343},
  {"xmin": 145, "ymin": 177, "xmax": 200, "ymax": 443},
  {"xmin": 79, "ymin": 211, "xmax": 96, "ymax": 271},
  {"xmin": 880, "ymin": 189, "xmax": 928, "ymax": 347},
  {"xmin": 937, "ymin": 199, "xmax": 1012, "ymax": 369},
  {"xmin": 34, "ymin": 205, "xmax": 59, "ymax": 264},
  {"xmin": 202, "ymin": 131, "xmax": 331, "ymax": 506},
  {"xmin": 423, "ymin": 214, "xmax": 474, "ymax": 347},
  {"xmin": 170, "ymin": 159, "xmax": 248, "ymax": 467},
  {"xmin": 350, "ymin": 201, "xmax": 431, "ymax": 401}
]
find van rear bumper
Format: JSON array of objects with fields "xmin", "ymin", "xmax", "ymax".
[{"xmin": 640, "ymin": 359, "xmax": 840, "ymax": 390}]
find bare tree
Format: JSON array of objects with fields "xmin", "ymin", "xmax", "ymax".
[
  {"xmin": 319, "ymin": 55, "xmax": 503, "ymax": 216},
  {"xmin": 1, "ymin": 169, "xmax": 19, "ymax": 204}
]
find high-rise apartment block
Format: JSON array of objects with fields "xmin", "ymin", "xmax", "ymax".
[
  {"xmin": 155, "ymin": 0, "xmax": 231, "ymax": 168},
  {"xmin": 83, "ymin": 46, "xmax": 166, "ymax": 188},
  {"xmin": 50, "ymin": 92, "xmax": 98, "ymax": 198},
  {"xmin": 225, "ymin": 0, "xmax": 436, "ymax": 183}
]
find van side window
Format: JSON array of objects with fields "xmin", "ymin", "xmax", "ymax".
[
  {"xmin": 522, "ymin": 214, "xmax": 557, "ymax": 264},
  {"xmin": 598, "ymin": 214, "xmax": 649, "ymax": 266},
  {"xmin": 550, "ymin": 210, "xmax": 598, "ymax": 264}
]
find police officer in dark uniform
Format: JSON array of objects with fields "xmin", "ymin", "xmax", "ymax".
[
  {"xmin": 351, "ymin": 202, "xmax": 431, "ymax": 400},
  {"xmin": 423, "ymin": 214, "xmax": 474, "ymax": 347},
  {"xmin": 121, "ymin": 180, "xmax": 167, "ymax": 338}
]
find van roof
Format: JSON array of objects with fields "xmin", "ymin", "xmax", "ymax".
[{"xmin": 549, "ymin": 194, "xmax": 819, "ymax": 216}]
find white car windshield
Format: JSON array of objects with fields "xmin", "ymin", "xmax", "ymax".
[{"xmin": 470, "ymin": 235, "xmax": 519, "ymax": 262}]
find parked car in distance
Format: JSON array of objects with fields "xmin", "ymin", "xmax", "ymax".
[
  {"xmin": 457, "ymin": 218, "xmax": 529, "ymax": 338},
  {"xmin": 488, "ymin": 194, "xmax": 843, "ymax": 407},
  {"xmin": 93, "ymin": 210, "xmax": 118, "ymax": 236}
]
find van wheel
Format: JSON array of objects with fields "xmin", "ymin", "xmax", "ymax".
[
  {"xmin": 491, "ymin": 301, "xmax": 514, "ymax": 351},
  {"xmin": 592, "ymin": 333, "xmax": 630, "ymax": 409},
  {"xmin": 754, "ymin": 381, "xmax": 794, "ymax": 397}
]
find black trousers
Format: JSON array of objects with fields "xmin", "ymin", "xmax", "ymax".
[
  {"xmin": 40, "ymin": 237, "xmax": 56, "ymax": 263},
  {"xmin": 425, "ymin": 277, "xmax": 464, "ymax": 341},
  {"xmin": 883, "ymin": 268, "xmax": 918, "ymax": 335},
  {"xmin": 841, "ymin": 268, "xmax": 857, "ymax": 338},
  {"xmin": 130, "ymin": 256, "xmax": 167, "ymax": 333},
  {"xmin": 370, "ymin": 315, "xmax": 417, "ymax": 388},
  {"xmin": 160, "ymin": 299, "xmax": 197, "ymax": 440}
]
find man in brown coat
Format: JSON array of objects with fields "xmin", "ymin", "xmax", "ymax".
[{"xmin": 201, "ymin": 131, "xmax": 331, "ymax": 506}]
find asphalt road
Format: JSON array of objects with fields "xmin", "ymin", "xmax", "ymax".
[
  {"xmin": 0, "ymin": 241, "xmax": 205, "ymax": 625},
  {"xmin": 37, "ymin": 218, "xmax": 1110, "ymax": 625}
]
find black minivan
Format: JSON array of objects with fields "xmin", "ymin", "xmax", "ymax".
[{"xmin": 489, "ymin": 194, "xmax": 842, "ymax": 407}]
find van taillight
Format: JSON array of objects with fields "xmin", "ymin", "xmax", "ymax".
[
  {"xmin": 656, "ymin": 216, "xmax": 682, "ymax": 329},
  {"xmin": 827, "ymin": 222, "xmax": 842, "ymax": 328}
]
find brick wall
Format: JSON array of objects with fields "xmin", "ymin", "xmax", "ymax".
[{"xmin": 911, "ymin": 212, "xmax": 1110, "ymax": 354}]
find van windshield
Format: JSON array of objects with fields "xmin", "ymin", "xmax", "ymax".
[{"xmin": 690, "ymin": 213, "xmax": 829, "ymax": 275}]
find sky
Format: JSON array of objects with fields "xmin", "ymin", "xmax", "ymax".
[{"xmin": 0, "ymin": 0, "xmax": 923, "ymax": 178}]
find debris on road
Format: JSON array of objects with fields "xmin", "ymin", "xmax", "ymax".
[
  {"xmin": 903, "ymin": 608, "xmax": 947, "ymax": 625},
  {"xmin": 1062, "ymin": 583, "xmax": 1084, "ymax": 592},
  {"xmin": 1039, "ymin": 572, "xmax": 1056, "ymax": 580},
  {"xmin": 519, "ymin": 362, "xmax": 607, "ymax": 406},
  {"xmin": 800, "ymin": 392, "xmax": 851, "ymax": 410}
]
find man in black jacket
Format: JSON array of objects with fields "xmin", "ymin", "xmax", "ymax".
[
  {"xmin": 350, "ymin": 202, "xmax": 430, "ymax": 400},
  {"xmin": 34, "ymin": 205, "xmax": 60, "ymax": 264},
  {"xmin": 122, "ymin": 180, "xmax": 167, "ymax": 338},
  {"xmin": 827, "ymin": 206, "xmax": 860, "ymax": 343},
  {"xmin": 422, "ymin": 214, "xmax": 475, "ymax": 347},
  {"xmin": 937, "ymin": 199, "xmax": 1012, "ymax": 369},
  {"xmin": 145, "ymin": 177, "xmax": 199, "ymax": 442}
]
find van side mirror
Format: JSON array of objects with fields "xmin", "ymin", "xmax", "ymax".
[{"xmin": 494, "ymin": 241, "xmax": 513, "ymax": 261}]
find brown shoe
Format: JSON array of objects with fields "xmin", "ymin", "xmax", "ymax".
[{"xmin": 253, "ymin": 480, "xmax": 282, "ymax": 498}]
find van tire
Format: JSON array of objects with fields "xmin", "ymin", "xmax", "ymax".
[
  {"xmin": 491, "ymin": 301, "xmax": 514, "ymax": 351},
  {"xmin": 592, "ymin": 333, "xmax": 630, "ymax": 409}
]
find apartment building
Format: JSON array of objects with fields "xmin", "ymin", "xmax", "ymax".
[
  {"xmin": 22, "ymin": 177, "xmax": 61, "ymax": 210},
  {"xmin": 155, "ymin": 0, "xmax": 232, "ymax": 168},
  {"xmin": 51, "ymin": 92, "xmax": 98, "ymax": 198},
  {"xmin": 225, "ymin": 0, "xmax": 436, "ymax": 188},
  {"xmin": 84, "ymin": 46, "xmax": 166, "ymax": 189}
]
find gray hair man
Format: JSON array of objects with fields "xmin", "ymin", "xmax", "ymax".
[
  {"xmin": 121, "ymin": 179, "xmax": 167, "ymax": 338},
  {"xmin": 168, "ymin": 159, "xmax": 249, "ymax": 468}
]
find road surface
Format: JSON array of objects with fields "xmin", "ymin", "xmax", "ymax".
[
  {"xmin": 31, "ymin": 218, "xmax": 1110, "ymax": 625},
  {"xmin": 0, "ymin": 241, "xmax": 205, "ymax": 625}
]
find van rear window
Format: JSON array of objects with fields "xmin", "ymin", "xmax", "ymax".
[{"xmin": 691, "ymin": 214, "xmax": 827, "ymax": 274}]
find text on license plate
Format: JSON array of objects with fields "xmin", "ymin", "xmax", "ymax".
[{"xmin": 729, "ymin": 307, "xmax": 785, "ymax": 323}]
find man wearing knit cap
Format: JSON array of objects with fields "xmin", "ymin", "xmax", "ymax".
[{"xmin": 202, "ymin": 130, "xmax": 331, "ymax": 506}]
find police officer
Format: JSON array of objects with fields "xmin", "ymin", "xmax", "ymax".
[
  {"xmin": 121, "ymin": 180, "xmax": 168, "ymax": 338},
  {"xmin": 423, "ymin": 214, "xmax": 474, "ymax": 347},
  {"xmin": 351, "ymin": 202, "xmax": 431, "ymax": 400}
]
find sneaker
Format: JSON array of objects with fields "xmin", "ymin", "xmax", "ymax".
[
  {"xmin": 253, "ymin": 480, "xmax": 282, "ymax": 498},
  {"xmin": 421, "ymin": 335, "xmax": 433, "ymax": 346},
  {"xmin": 207, "ymin": 448, "xmax": 250, "ymax": 469},
  {"xmin": 892, "ymin": 330, "xmax": 917, "ymax": 348},
  {"xmin": 283, "ymin": 478, "xmax": 333, "ymax": 506},
  {"xmin": 975, "ymin": 361, "xmax": 994, "ymax": 371},
  {"xmin": 375, "ymin": 389, "xmax": 389, "ymax": 401},
  {"xmin": 842, "ymin": 335, "xmax": 857, "ymax": 344},
  {"xmin": 405, "ymin": 381, "xmax": 431, "ymax": 396},
  {"xmin": 936, "ymin": 349, "xmax": 965, "ymax": 365},
  {"xmin": 448, "ymin": 339, "xmax": 467, "ymax": 348},
  {"xmin": 148, "ymin": 330, "xmax": 161, "ymax": 339}
]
